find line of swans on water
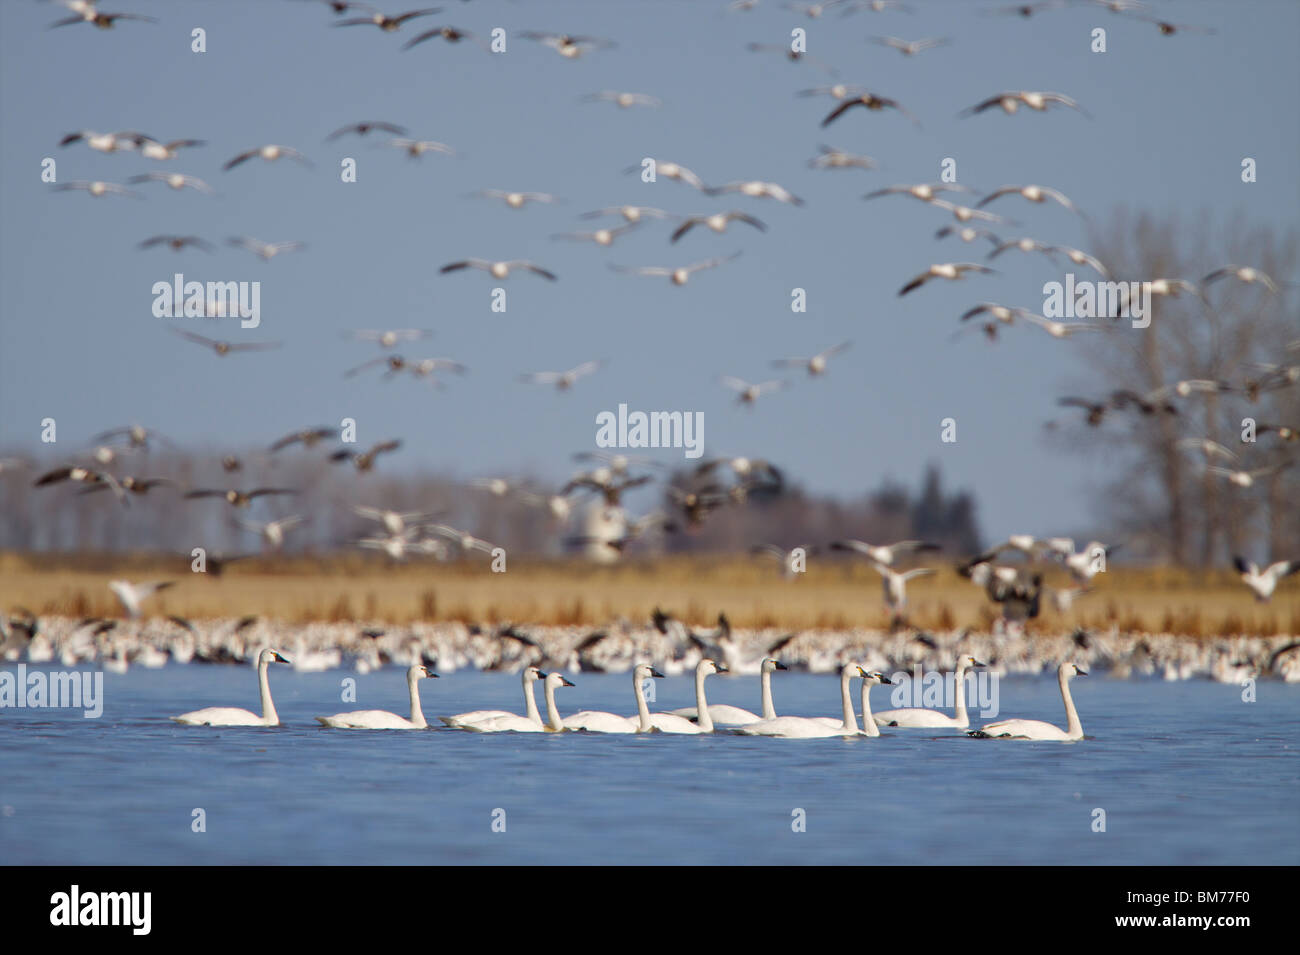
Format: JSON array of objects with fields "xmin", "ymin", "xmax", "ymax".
[{"xmin": 171, "ymin": 649, "xmax": 1088, "ymax": 741}]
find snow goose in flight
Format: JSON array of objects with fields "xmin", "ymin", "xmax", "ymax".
[
  {"xmin": 784, "ymin": 1, "xmax": 850, "ymax": 16},
  {"xmin": 705, "ymin": 180, "xmax": 803, "ymax": 204},
  {"xmin": 1018, "ymin": 313, "xmax": 1108, "ymax": 339},
  {"xmin": 387, "ymin": 137, "xmax": 456, "ymax": 158},
  {"xmin": 402, "ymin": 26, "xmax": 482, "ymax": 50},
  {"xmin": 721, "ymin": 376, "xmax": 786, "ymax": 406},
  {"xmin": 841, "ymin": 0, "xmax": 914, "ymax": 11},
  {"xmin": 59, "ymin": 129, "xmax": 138, "ymax": 153},
  {"xmin": 988, "ymin": 0, "xmax": 1066, "ymax": 16},
  {"xmin": 407, "ymin": 357, "xmax": 466, "ymax": 382},
  {"xmin": 1203, "ymin": 265, "xmax": 1279, "ymax": 295},
  {"xmin": 138, "ymin": 235, "xmax": 213, "ymax": 253},
  {"xmin": 960, "ymin": 91, "xmax": 1090, "ymax": 119},
  {"xmin": 428, "ymin": 524, "xmax": 498, "ymax": 558},
  {"xmin": 228, "ymin": 237, "xmax": 306, "ymax": 261},
  {"xmin": 671, "ymin": 211, "xmax": 766, "ymax": 242},
  {"xmin": 223, "ymin": 144, "xmax": 312, "ymax": 171},
  {"xmin": 235, "ymin": 516, "xmax": 305, "ymax": 552},
  {"xmin": 520, "ymin": 31, "xmax": 617, "ymax": 59},
  {"xmin": 552, "ymin": 223, "xmax": 641, "ymax": 246},
  {"xmin": 79, "ymin": 475, "xmax": 171, "ymax": 499},
  {"xmin": 108, "ymin": 580, "xmax": 174, "ymax": 619},
  {"xmin": 1233, "ymin": 557, "xmax": 1299, "ymax": 602},
  {"xmin": 869, "ymin": 35, "xmax": 950, "ymax": 56},
  {"xmin": 1061, "ymin": 542, "xmax": 1116, "ymax": 582},
  {"xmin": 49, "ymin": 8, "xmax": 156, "ymax": 29},
  {"xmin": 171, "ymin": 648, "xmax": 291, "ymax": 727},
  {"xmin": 93, "ymin": 423, "xmax": 171, "ymax": 450},
  {"xmin": 751, "ymin": 545, "xmax": 816, "ymax": 579},
  {"xmin": 269, "ymin": 427, "xmax": 336, "ymax": 452},
  {"xmin": 440, "ymin": 258, "xmax": 557, "ymax": 280},
  {"xmin": 771, "ymin": 340, "xmax": 851, "ymax": 376},
  {"xmin": 354, "ymin": 505, "xmax": 434, "ymax": 536},
  {"xmin": 168, "ymin": 329, "xmax": 283, "ymax": 356},
  {"xmin": 1208, "ymin": 464, "xmax": 1285, "ymax": 489},
  {"xmin": 325, "ymin": 120, "xmax": 407, "ymax": 141},
  {"xmin": 898, "ymin": 262, "xmax": 995, "ymax": 296},
  {"xmin": 797, "ymin": 84, "xmax": 868, "ymax": 101},
  {"xmin": 580, "ymin": 205, "xmax": 672, "ymax": 223},
  {"xmin": 936, "ymin": 225, "xmax": 1000, "ymax": 244},
  {"xmin": 1136, "ymin": 16, "xmax": 1215, "ymax": 36},
  {"xmin": 33, "ymin": 466, "xmax": 127, "ymax": 504},
  {"xmin": 865, "ymin": 182, "xmax": 973, "ymax": 204},
  {"xmin": 623, "ymin": 159, "xmax": 708, "ymax": 191},
  {"xmin": 978, "ymin": 184, "xmax": 1078, "ymax": 214},
  {"xmin": 582, "ymin": 91, "xmax": 661, "ymax": 109},
  {"xmin": 330, "ymin": 439, "xmax": 402, "ymax": 472},
  {"xmin": 345, "ymin": 354, "xmax": 407, "ymax": 378},
  {"xmin": 988, "ymin": 236, "xmax": 1059, "ymax": 264},
  {"xmin": 53, "ymin": 180, "xmax": 141, "ymax": 199},
  {"xmin": 821, "ymin": 92, "xmax": 919, "ymax": 127},
  {"xmin": 184, "ymin": 487, "xmax": 296, "ymax": 508},
  {"xmin": 929, "ymin": 198, "xmax": 1013, "ymax": 225},
  {"xmin": 1047, "ymin": 245, "xmax": 1108, "ymax": 277},
  {"xmin": 349, "ymin": 328, "xmax": 433, "ymax": 348},
  {"xmin": 128, "ymin": 172, "xmax": 214, "ymax": 194},
  {"xmin": 1177, "ymin": 437, "xmax": 1237, "ymax": 461},
  {"xmin": 807, "ymin": 144, "xmax": 876, "ymax": 170},
  {"xmin": 1258, "ymin": 423, "xmax": 1299, "ymax": 443},
  {"xmin": 470, "ymin": 189, "xmax": 564, "ymax": 209},
  {"xmin": 132, "ymin": 136, "xmax": 207, "ymax": 160},
  {"xmin": 317, "ymin": 665, "xmax": 438, "ymax": 729},
  {"xmin": 829, "ymin": 539, "xmax": 940, "ymax": 566},
  {"xmin": 610, "ymin": 252, "xmax": 741, "ymax": 286},
  {"xmin": 332, "ymin": 7, "xmax": 441, "ymax": 31},
  {"xmin": 969, "ymin": 662, "xmax": 1086, "ymax": 741},
  {"xmin": 519, "ymin": 360, "xmax": 605, "ymax": 391}
]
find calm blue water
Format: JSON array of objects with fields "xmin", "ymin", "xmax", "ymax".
[{"xmin": 1, "ymin": 665, "xmax": 1297, "ymax": 865}]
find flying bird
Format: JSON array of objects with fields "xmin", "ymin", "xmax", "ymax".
[
  {"xmin": 168, "ymin": 329, "xmax": 283, "ymax": 356},
  {"xmin": 440, "ymin": 259, "xmax": 557, "ymax": 280},
  {"xmin": 610, "ymin": 253, "xmax": 742, "ymax": 286},
  {"xmin": 671, "ymin": 211, "xmax": 766, "ymax": 242},
  {"xmin": 223, "ymin": 144, "xmax": 312, "ymax": 171},
  {"xmin": 899, "ymin": 263, "xmax": 995, "ymax": 296}
]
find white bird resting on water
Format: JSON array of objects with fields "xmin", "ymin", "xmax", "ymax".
[
  {"xmin": 968, "ymin": 662, "xmax": 1086, "ymax": 741},
  {"xmin": 171, "ymin": 648, "xmax": 291, "ymax": 726},
  {"xmin": 564, "ymin": 662, "xmax": 664, "ymax": 733},
  {"xmin": 442, "ymin": 665, "xmax": 544, "ymax": 727},
  {"xmin": 457, "ymin": 671, "xmax": 574, "ymax": 733},
  {"xmin": 873, "ymin": 654, "xmax": 986, "ymax": 729},
  {"xmin": 669, "ymin": 657, "xmax": 787, "ymax": 725},
  {"xmin": 632, "ymin": 658, "xmax": 731, "ymax": 733},
  {"xmin": 734, "ymin": 663, "xmax": 879, "ymax": 738},
  {"xmin": 316, "ymin": 665, "xmax": 438, "ymax": 729}
]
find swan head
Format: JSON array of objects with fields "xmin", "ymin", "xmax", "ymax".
[
  {"xmin": 1062, "ymin": 662, "xmax": 1088, "ymax": 678},
  {"xmin": 634, "ymin": 662, "xmax": 665, "ymax": 680},
  {"xmin": 698, "ymin": 658, "xmax": 728, "ymax": 677},
  {"xmin": 543, "ymin": 671, "xmax": 576, "ymax": 690},
  {"xmin": 411, "ymin": 664, "xmax": 439, "ymax": 680},
  {"xmin": 862, "ymin": 670, "xmax": 893, "ymax": 686},
  {"xmin": 761, "ymin": 658, "xmax": 788, "ymax": 673},
  {"xmin": 958, "ymin": 655, "xmax": 987, "ymax": 669},
  {"xmin": 259, "ymin": 648, "xmax": 290, "ymax": 666},
  {"xmin": 524, "ymin": 665, "xmax": 544, "ymax": 682}
]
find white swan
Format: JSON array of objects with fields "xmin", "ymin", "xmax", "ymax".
[
  {"xmin": 460, "ymin": 671, "xmax": 573, "ymax": 733},
  {"xmin": 441, "ymin": 665, "xmax": 542, "ymax": 727},
  {"xmin": 969, "ymin": 662, "xmax": 1087, "ymax": 741},
  {"xmin": 873, "ymin": 654, "xmax": 986, "ymax": 729},
  {"xmin": 171, "ymin": 648, "xmax": 290, "ymax": 726},
  {"xmin": 669, "ymin": 657, "xmax": 787, "ymax": 725},
  {"xmin": 642, "ymin": 659, "xmax": 730, "ymax": 733},
  {"xmin": 564, "ymin": 662, "xmax": 663, "ymax": 733},
  {"xmin": 857, "ymin": 670, "xmax": 891, "ymax": 737},
  {"xmin": 735, "ymin": 663, "xmax": 869, "ymax": 738},
  {"xmin": 316, "ymin": 665, "xmax": 438, "ymax": 729}
]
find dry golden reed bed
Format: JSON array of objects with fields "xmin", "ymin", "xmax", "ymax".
[{"xmin": 3, "ymin": 551, "xmax": 1297, "ymax": 637}]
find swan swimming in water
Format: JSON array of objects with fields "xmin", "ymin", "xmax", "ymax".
[
  {"xmin": 459, "ymin": 671, "xmax": 573, "ymax": 733},
  {"xmin": 171, "ymin": 648, "xmax": 291, "ymax": 726},
  {"xmin": 873, "ymin": 654, "xmax": 986, "ymax": 729},
  {"xmin": 316, "ymin": 665, "xmax": 438, "ymax": 729},
  {"xmin": 641, "ymin": 659, "xmax": 730, "ymax": 733},
  {"xmin": 564, "ymin": 662, "xmax": 663, "ymax": 733},
  {"xmin": 735, "ymin": 664, "xmax": 872, "ymax": 738},
  {"xmin": 669, "ymin": 657, "xmax": 787, "ymax": 725},
  {"xmin": 441, "ymin": 666, "xmax": 543, "ymax": 728},
  {"xmin": 968, "ymin": 662, "xmax": 1086, "ymax": 741}
]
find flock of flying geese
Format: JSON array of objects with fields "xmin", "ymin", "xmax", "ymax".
[{"xmin": 14, "ymin": 0, "xmax": 1298, "ymax": 687}]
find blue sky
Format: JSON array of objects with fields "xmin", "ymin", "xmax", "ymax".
[{"xmin": 1, "ymin": 0, "xmax": 1296, "ymax": 538}]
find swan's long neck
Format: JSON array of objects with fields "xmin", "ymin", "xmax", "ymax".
[
  {"xmin": 543, "ymin": 680, "xmax": 564, "ymax": 731},
  {"xmin": 695, "ymin": 669, "xmax": 714, "ymax": 732},
  {"xmin": 632, "ymin": 673, "xmax": 652, "ymax": 732},
  {"xmin": 258, "ymin": 659, "xmax": 278, "ymax": 725},
  {"xmin": 859, "ymin": 680, "xmax": 879, "ymax": 737},
  {"xmin": 760, "ymin": 668, "xmax": 776, "ymax": 720},
  {"xmin": 1060, "ymin": 668, "xmax": 1082, "ymax": 738},
  {"xmin": 839, "ymin": 669, "xmax": 859, "ymax": 733},
  {"xmin": 953, "ymin": 662, "xmax": 969, "ymax": 725},
  {"xmin": 407, "ymin": 673, "xmax": 427, "ymax": 728},
  {"xmin": 522, "ymin": 671, "xmax": 541, "ymax": 723}
]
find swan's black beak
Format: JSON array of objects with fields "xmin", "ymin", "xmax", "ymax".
[
  {"xmin": 878, "ymin": 675, "xmax": 894, "ymax": 685},
  {"xmin": 715, "ymin": 662, "xmax": 729, "ymax": 673},
  {"xmin": 274, "ymin": 653, "xmax": 290, "ymax": 664},
  {"xmin": 649, "ymin": 668, "xmax": 665, "ymax": 679},
  {"xmin": 537, "ymin": 671, "xmax": 549, "ymax": 679},
  {"xmin": 1076, "ymin": 668, "xmax": 1089, "ymax": 677},
  {"xmin": 774, "ymin": 661, "xmax": 789, "ymax": 670},
  {"xmin": 426, "ymin": 670, "xmax": 440, "ymax": 678},
  {"xmin": 561, "ymin": 677, "xmax": 576, "ymax": 687},
  {"xmin": 973, "ymin": 660, "xmax": 988, "ymax": 668}
]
